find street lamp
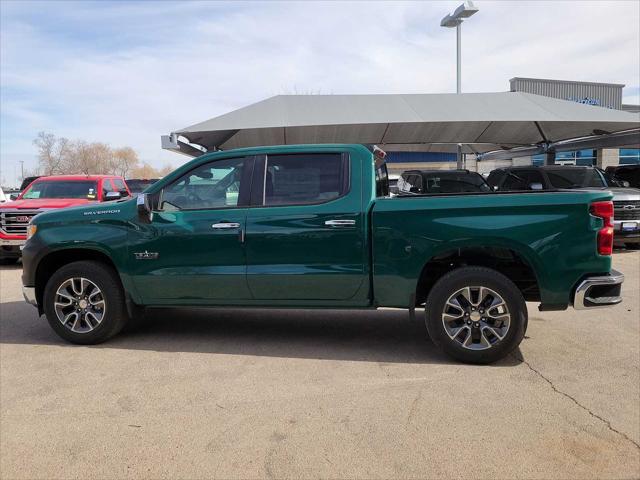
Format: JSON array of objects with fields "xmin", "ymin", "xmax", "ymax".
[
  {"xmin": 441, "ymin": 0, "xmax": 479, "ymax": 94},
  {"xmin": 441, "ymin": 0, "xmax": 479, "ymax": 168}
]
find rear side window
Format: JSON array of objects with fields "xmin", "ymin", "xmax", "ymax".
[
  {"xmin": 422, "ymin": 173, "xmax": 491, "ymax": 193},
  {"xmin": 398, "ymin": 173, "xmax": 423, "ymax": 193},
  {"xmin": 546, "ymin": 169, "xmax": 605, "ymax": 188},
  {"xmin": 486, "ymin": 170, "xmax": 505, "ymax": 188},
  {"xmin": 501, "ymin": 170, "xmax": 545, "ymax": 190},
  {"xmin": 263, "ymin": 153, "xmax": 348, "ymax": 206}
]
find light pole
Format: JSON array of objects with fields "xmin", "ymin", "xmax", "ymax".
[{"xmin": 441, "ymin": 0, "xmax": 479, "ymax": 168}]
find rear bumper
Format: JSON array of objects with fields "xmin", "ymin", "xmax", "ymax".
[{"xmin": 573, "ymin": 269, "xmax": 624, "ymax": 310}]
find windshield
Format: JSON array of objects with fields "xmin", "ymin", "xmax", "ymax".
[
  {"xmin": 21, "ymin": 180, "xmax": 99, "ymax": 199},
  {"xmin": 545, "ymin": 169, "xmax": 605, "ymax": 189},
  {"xmin": 127, "ymin": 179, "xmax": 159, "ymax": 193},
  {"xmin": 421, "ymin": 172, "xmax": 491, "ymax": 193}
]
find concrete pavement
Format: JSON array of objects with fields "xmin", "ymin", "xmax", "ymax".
[{"xmin": 1, "ymin": 252, "xmax": 639, "ymax": 479}]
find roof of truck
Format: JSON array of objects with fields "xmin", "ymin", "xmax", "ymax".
[{"xmin": 31, "ymin": 175, "xmax": 123, "ymax": 181}]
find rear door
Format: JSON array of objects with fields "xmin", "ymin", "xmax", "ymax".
[{"xmin": 245, "ymin": 151, "xmax": 366, "ymax": 302}]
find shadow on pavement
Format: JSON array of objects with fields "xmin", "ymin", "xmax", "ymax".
[{"xmin": 0, "ymin": 300, "xmax": 522, "ymax": 367}]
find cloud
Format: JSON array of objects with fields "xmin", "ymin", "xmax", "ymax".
[{"xmin": 1, "ymin": 0, "xmax": 639, "ymax": 185}]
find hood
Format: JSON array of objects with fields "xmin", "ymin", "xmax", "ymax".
[
  {"xmin": 1, "ymin": 198, "xmax": 94, "ymax": 210},
  {"xmin": 606, "ymin": 187, "xmax": 640, "ymax": 201}
]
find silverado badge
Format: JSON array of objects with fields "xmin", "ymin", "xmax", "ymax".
[{"xmin": 134, "ymin": 250, "xmax": 159, "ymax": 260}]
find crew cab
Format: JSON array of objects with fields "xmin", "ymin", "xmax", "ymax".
[
  {"xmin": 22, "ymin": 145, "xmax": 624, "ymax": 364},
  {"xmin": 0, "ymin": 175, "xmax": 130, "ymax": 263},
  {"xmin": 487, "ymin": 165, "xmax": 640, "ymax": 249}
]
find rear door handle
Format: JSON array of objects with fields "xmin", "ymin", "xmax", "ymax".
[
  {"xmin": 212, "ymin": 222, "xmax": 241, "ymax": 229},
  {"xmin": 324, "ymin": 219, "xmax": 356, "ymax": 227}
]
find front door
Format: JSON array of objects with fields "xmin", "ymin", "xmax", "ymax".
[
  {"xmin": 130, "ymin": 156, "xmax": 253, "ymax": 304},
  {"xmin": 245, "ymin": 152, "xmax": 367, "ymax": 302}
]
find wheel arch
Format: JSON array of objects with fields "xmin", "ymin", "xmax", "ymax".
[
  {"xmin": 415, "ymin": 244, "xmax": 541, "ymax": 306},
  {"xmin": 34, "ymin": 247, "xmax": 122, "ymax": 314}
]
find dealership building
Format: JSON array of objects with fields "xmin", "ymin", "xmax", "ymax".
[{"xmin": 384, "ymin": 77, "xmax": 640, "ymax": 174}]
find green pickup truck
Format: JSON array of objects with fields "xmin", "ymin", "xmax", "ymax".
[{"xmin": 21, "ymin": 144, "xmax": 624, "ymax": 363}]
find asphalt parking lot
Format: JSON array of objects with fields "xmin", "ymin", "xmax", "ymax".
[{"xmin": 1, "ymin": 252, "xmax": 639, "ymax": 479}]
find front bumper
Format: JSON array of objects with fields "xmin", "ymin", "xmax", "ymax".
[
  {"xmin": 23, "ymin": 286, "xmax": 37, "ymax": 307},
  {"xmin": 573, "ymin": 269, "xmax": 624, "ymax": 310},
  {"xmin": 0, "ymin": 237, "xmax": 26, "ymax": 246},
  {"xmin": 614, "ymin": 220, "xmax": 640, "ymax": 242}
]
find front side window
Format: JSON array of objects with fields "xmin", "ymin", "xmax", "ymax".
[
  {"xmin": 102, "ymin": 179, "xmax": 115, "ymax": 197},
  {"xmin": 21, "ymin": 180, "xmax": 99, "ymax": 199},
  {"xmin": 263, "ymin": 154, "xmax": 348, "ymax": 206},
  {"xmin": 161, "ymin": 157, "xmax": 246, "ymax": 210},
  {"xmin": 113, "ymin": 178, "xmax": 129, "ymax": 196}
]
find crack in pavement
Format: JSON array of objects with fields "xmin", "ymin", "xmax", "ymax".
[{"xmin": 512, "ymin": 353, "xmax": 640, "ymax": 451}]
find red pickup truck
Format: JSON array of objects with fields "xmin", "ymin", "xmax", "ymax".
[{"xmin": 0, "ymin": 175, "xmax": 130, "ymax": 263}]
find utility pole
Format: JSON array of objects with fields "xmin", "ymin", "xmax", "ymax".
[{"xmin": 441, "ymin": 1, "xmax": 479, "ymax": 169}]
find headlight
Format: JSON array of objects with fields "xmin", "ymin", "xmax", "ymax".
[{"xmin": 26, "ymin": 224, "xmax": 37, "ymax": 240}]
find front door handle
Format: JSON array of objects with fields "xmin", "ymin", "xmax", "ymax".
[
  {"xmin": 324, "ymin": 219, "xmax": 356, "ymax": 227},
  {"xmin": 212, "ymin": 222, "xmax": 241, "ymax": 229}
]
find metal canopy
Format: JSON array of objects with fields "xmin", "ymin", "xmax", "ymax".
[{"xmin": 165, "ymin": 91, "xmax": 640, "ymax": 156}]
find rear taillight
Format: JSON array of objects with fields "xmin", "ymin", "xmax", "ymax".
[{"xmin": 590, "ymin": 201, "xmax": 614, "ymax": 256}]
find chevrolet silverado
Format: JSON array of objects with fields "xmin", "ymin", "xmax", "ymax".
[{"xmin": 21, "ymin": 145, "xmax": 624, "ymax": 363}]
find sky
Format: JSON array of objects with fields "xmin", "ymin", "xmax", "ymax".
[{"xmin": 1, "ymin": 0, "xmax": 639, "ymax": 186}]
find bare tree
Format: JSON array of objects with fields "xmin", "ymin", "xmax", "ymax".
[
  {"xmin": 130, "ymin": 162, "xmax": 161, "ymax": 179},
  {"xmin": 32, "ymin": 132, "xmax": 167, "ymax": 179},
  {"xmin": 33, "ymin": 132, "xmax": 71, "ymax": 175},
  {"xmin": 112, "ymin": 147, "xmax": 138, "ymax": 177}
]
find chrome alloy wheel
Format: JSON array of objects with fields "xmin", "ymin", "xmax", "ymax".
[
  {"xmin": 54, "ymin": 277, "xmax": 106, "ymax": 334},
  {"xmin": 441, "ymin": 286, "xmax": 511, "ymax": 350}
]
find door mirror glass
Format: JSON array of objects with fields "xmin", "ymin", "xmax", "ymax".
[
  {"xmin": 529, "ymin": 182, "xmax": 544, "ymax": 190},
  {"xmin": 137, "ymin": 193, "xmax": 152, "ymax": 223}
]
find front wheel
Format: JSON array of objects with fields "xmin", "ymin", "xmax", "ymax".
[
  {"xmin": 43, "ymin": 260, "xmax": 129, "ymax": 344},
  {"xmin": 424, "ymin": 267, "xmax": 527, "ymax": 364}
]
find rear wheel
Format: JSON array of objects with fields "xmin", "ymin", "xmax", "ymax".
[
  {"xmin": 43, "ymin": 261, "xmax": 128, "ymax": 344},
  {"xmin": 424, "ymin": 267, "xmax": 527, "ymax": 364}
]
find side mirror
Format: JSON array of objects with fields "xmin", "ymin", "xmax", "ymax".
[
  {"xmin": 529, "ymin": 183, "xmax": 543, "ymax": 190},
  {"xmin": 137, "ymin": 193, "xmax": 152, "ymax": 223},
  {"xmin": 10, "ymin": 193, "xmax": 19, "ymax": 200},
  {"xmin": 409, "ymin": 186, "xmax": 421, "ymax": 193},
  {"xmin": 622, "ymin": 180, "xmax": 630, "ymax": 188},
  {"xmin": 104, "ymin": 191, "xmax": 122, "ymax": 201},
  {"xmin": 492, "ymin": 185, "xmax": 499, "ymax": 191}
]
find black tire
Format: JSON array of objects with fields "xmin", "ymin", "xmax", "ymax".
[
  {"xmin": 43, "ymin": 260, "xmax": 129, "ymax": 344},
  {"xmin": 625, "ymin": 243, "xmax": 640, "ymax": 250},
  {"xmin": 424, "ymin": 266, "xmax": 527, "ymax": 364}
]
